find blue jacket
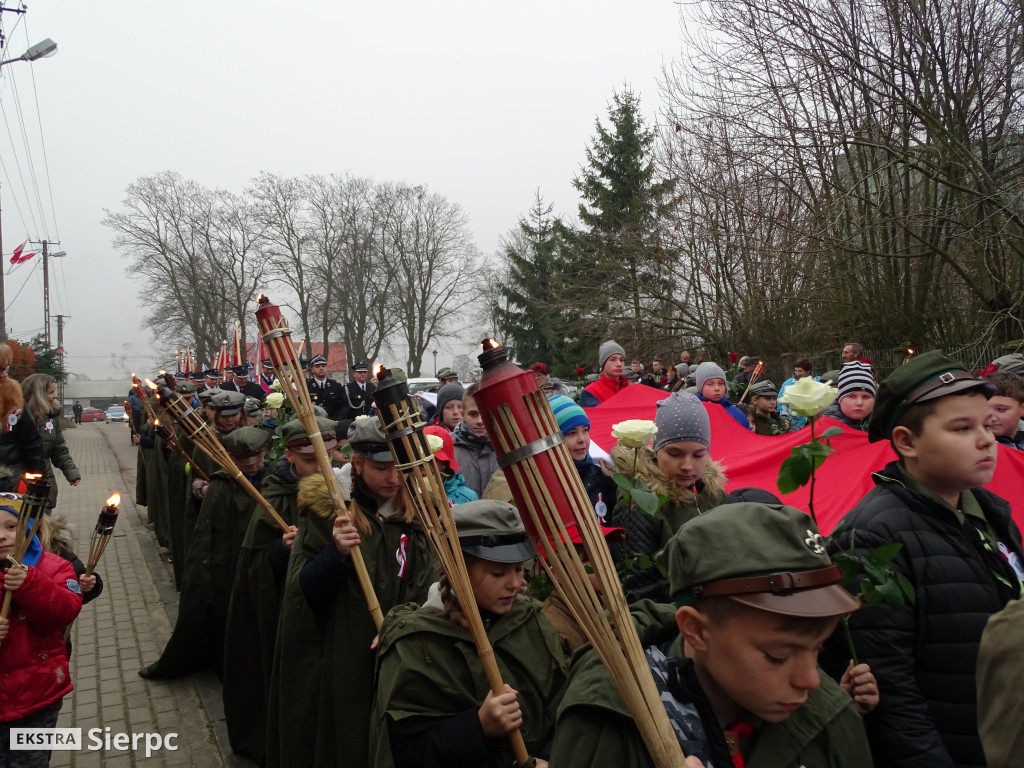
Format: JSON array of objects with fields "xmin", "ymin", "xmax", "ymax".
[
  {"xmin": 695, "ymin": 392, "xmax": 750, "ymax": 431},
  {"xmin": 443, "ymin": 472, "xmax": 478, "ymax": 506}
]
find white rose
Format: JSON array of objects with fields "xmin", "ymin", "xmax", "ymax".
[
  {"xmin": 265, "ymin": 392, "xmax": 284, "ymax": 410},
  {"xmin": 779, "ymin": 377, "xmax": 837, "ymax": 419},
  {"xmin": 426, "ymin": 434, "xmax": 444, "ymax": 455},
  {"xmin": 611, "ymin": 419, "xmax": 658, "ymax": 449}
]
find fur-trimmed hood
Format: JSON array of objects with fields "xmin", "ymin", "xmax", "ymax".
[
  {"xmin": 296, "ymin": 465, "xmax": 351, "ymax": 520},
  {"xmin": 610, "ymin": 443, "xmax": 726, "ymax": 504}
]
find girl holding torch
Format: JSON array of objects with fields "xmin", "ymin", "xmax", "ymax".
[
  {"xmin": 0, "ymin": 494, "xmax": 83, "ymax": 767},
  {"xmin": 266, "ymin": 418, "xmax": 433, "ymax": 768}
]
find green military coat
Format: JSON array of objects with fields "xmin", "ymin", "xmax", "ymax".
[
  {"xmin": 265, "ymin": 472, "xmax": 434, "ymax": 768},
  {"xmin": 139, "ymin": 467, "xmax": 260, "ymax": 679},
  {"xmin": 370, "ymin": 596, "xmax": 568, "ymax": 768},
  {"xmin": 222, "ymin": 461, "xmax": 299, "ymax": 764}
]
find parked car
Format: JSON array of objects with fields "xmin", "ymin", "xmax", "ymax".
[
  {"xmin": 105, "ymin": 406, "xmax": 129, "ymax": 423},
  {"xmin": 79, "ymin": 407, "xmax": 105, "ymax": 423}
]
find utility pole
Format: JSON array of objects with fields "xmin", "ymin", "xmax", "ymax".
[
  {"xmin": 55, "ymin": 313, "xmax": 67, "ymax": 404},
  {"xmin": 33, "ymin": 240, "xmax": 65, "ymax": 347}
]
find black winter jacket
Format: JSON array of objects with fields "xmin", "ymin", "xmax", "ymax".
[
  {"xmin": 0, "ymin": 413, "xmax": 45, "ymax": 491},
  {"xmin": 827, "ymin": 462, "xmax": 1023, "ymax": 768}
]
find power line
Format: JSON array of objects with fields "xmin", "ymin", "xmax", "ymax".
[
  {"xmin": 0, "ymin": 95, "xmax": 40, "ymax": 235},
  {"xmin": 21, "ymin": 17, "xmax": 57, "ymax": 241},
  {"xmin": 4, "ymin": 257, "xmax": 38, "ymax": 308},
  {"xmin": 6, "ymin": 66, "xmax": 49, "ymax": 239}
]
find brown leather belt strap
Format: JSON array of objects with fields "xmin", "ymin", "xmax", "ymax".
[{"xmin": 696, "ymin": 563, "xmax": 843, "ymax": 597}]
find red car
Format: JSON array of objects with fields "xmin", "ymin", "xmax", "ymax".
[{"xmin": 78, "ymin": 408, "xmax": 105, "ymax": 423}]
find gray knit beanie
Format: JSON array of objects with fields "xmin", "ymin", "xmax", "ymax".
[
  {"xmin": 653, "ymin": 392, "xmax": 711, "ymax": 452},
  {"xmin": 837, "ymin": 361, "xmax": 877, "ymax": 401},
  {"xmin": 435, "ymin": 382, "xmax": 464, "ymax": 418},
  {"xmin": 599, "ymin": 340, "xmax": 626, "ymax": 373},
  {"xmin": 695, "ymin": 362, "xmax": 727, "ymax": 394}
]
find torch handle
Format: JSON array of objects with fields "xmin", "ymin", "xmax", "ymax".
[
  {"xmin": 343, "ymin": 497, "xmax": 384, "ymax": 630},
  {"xmin": 738, "ymin": 368, "xmax": 762, "ymax": 404},
  {"xmin": 232, "ymin": 470, "xmax": 291, "ymax": 534},
  {"xmin": 258, "ymin": 301, "xmax": 383, "ymax": 629},
  {"xmin": 163, "ymin": 430, "xmax": 211, "ymax": 482}
]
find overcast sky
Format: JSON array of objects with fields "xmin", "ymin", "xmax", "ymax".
[{"xmin": 0, "ymin": 1, "xmax": 686, "ymax": 381}]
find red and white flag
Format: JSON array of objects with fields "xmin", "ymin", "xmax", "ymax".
[{"xmin": 9, "ymin": 241, "xmax": 36, "ymax": 265}]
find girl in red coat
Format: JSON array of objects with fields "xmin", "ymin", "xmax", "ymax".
[{"xmin": 0, "ymin": 494, "xmax": 82, "ymax": 766}]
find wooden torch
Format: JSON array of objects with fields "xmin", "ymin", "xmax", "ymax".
[
  {"xmin": 255, "ymin": 294, "xmax": 383, "ymax": 629},
  {"xmin": 372, "ymin": 366, "xmax": 533, "ymax": 766},
  {"xmin": 473, "ymin": 339, "xmax": 688, "ymax": 767}
]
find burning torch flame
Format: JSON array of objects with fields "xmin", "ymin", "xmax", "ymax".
[
  {"xmin": 907, "ymin": 348, "xmax": 915, "ymax": 355},
  {"xmin": 106, "ymin": 493, "xmax": 120, "ymax": 507},
  {"xmin": 256, "ymin": 293, "xmax": 265, "ymax": 304},
  {"xmin": 130, "ymin": 371, "xmax": 136, "ymax": 379},
  {"xmin": 145, "ymin": 379, "xmax": 158, "ymax": 390},
  {"xmin": 23, "ymin": 473, "xmax": 41, "ymax": 480},
  {"xmin": 481, "ymin": 338, "xmax": 501, "ymax": 351},
  {"xmin": 158, "ymin": 370, "xmax": 166, "ymax": 376},
  {"xmin": 373, "ymin": 363, "xmax": 385, "ymax": 378},
  {"xmin": 153, "ymin": 418, "xmax": 160, "ymax": 427}
]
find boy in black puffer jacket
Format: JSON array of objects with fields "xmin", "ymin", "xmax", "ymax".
[{"xmin": 828, "ymin": 351, "xmax": 1024, "ymax": 768}]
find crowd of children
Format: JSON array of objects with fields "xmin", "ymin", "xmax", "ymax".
[{"xmin": 8, "ymin": 340, "xmax": 1022, "ymax": 768}]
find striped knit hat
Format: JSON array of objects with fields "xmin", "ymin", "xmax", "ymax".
[
  {"xmin": 548, "ymin": 395, "xmax": 590, "ymax": 435},
  {"xmin": 838, "ymin": 361, "xmax": 877, "ymax": 401}
]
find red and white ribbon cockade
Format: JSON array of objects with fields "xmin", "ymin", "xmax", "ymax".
[{"xmin": 395, "ymin": 533, "xmax": 408, "ymax": 577}]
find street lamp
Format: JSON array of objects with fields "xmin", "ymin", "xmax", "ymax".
[
  {"xmin": 432, "ymin": 349, "xmax": 438, "ymax": 377},
  {"xmin": 0, "ymin": 38, "xmax": 57, "ymax": 66},
  {"xmin": 0, "ymin": 38, "xmax": 58, "ymax": 341}
]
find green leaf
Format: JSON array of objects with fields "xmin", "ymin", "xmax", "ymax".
[
  {"xmin": 777, "ymin": 451, "xmax": 813, "ymax": 493},
  {"xmin": 895, "ymin": 572, "xmax": 916, "ymax": 604},
  {"xmin": 874, "ymin": 579, "xmax": 905, "ymax": 608},
  {"xmin": 631, "ymin": 488, "xmax": 660, "ymax": 515},
  {"xmin": 867, "ymin": 541, "xmax": 903, "ymax": 565},
  {"xmin": 860, "ymin": 580, "xmax": 882, "ymax": 605},
  {"xmin": 819, "ymin": 426, "xmax": 843, "ymax": 438},
  {"xmin": 612, "ymin": 473, "xmax": 640, "ymax": 493},
  {"xmin": 804, "ymin": 441, "xmax": 833, "ymax": 459}
]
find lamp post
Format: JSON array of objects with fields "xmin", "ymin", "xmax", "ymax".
[
  {"xmin": 0, "ymin": 38, "xmax": 58, "ymax": 341},
  {"xmin": 432, "ymin": 349, "xmax": 438, "ymax": 377}
]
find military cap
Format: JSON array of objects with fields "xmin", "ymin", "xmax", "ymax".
[
  {"xmin": 197, "ymin": 389, "xmax": 217, "ymax": 405},
  {"xmin": 203, "ymin": 370, "xmax": 221, "ymax": 379},
  {"xmin": 310, "ymin": 354, "xmax": 328, "ymax": 367},
  {"xmin": 992, "ymin": 353, "xmax": 1024, "ymax": 376},
  {"xmin": 452, "ymin": 500, "xmax": 535, "ymax": 563},
  {"xmin": 352, "ymin": 360, "xmax": 369, "ymax": 372},
  {"xmin": 228, "ymin": 364, "xmax": 249, "ymax": 377},
  {"xmin": 188, "ymin": 371, "xmax": 202, "ymax": 380},
  {"xmin": 348, "ymin": 417, "xmax": 392, "ymax": 462},
  {"xmin": 747, "ymin": 379, "xmax": 777, "ymax": 398},
  {"xmin": 868, "ymin": 350, "xmax": 994, "ymax": 443},
  {"xmin": 176, "ymin": 380, "xmax": 197, "ymax": 395},
  {"xmin": 221, "ymin": 426, "xmax": 271, "ymax": 457},
  {"xmin": 738, "ymin": 356, "xmax": 758, "ymax": 367},
  {"xmin": 819, "ymin": 370, "xmax": 841, "ymax": 387},
  {"xmin": 243, "ymin": 397, "xmax": 263, "ymax": 416},
  {"xmin": 210, "ymin": 389, "xmax": 246, "ymax": 415},
  {"xmin": 260, "ymin": 359, "xmax": 274, "ymax": 369},
  {"xmin": 436, "ymin": 367, "xmax": 457, "ymax": 381},
  {"xmin": 666, "ymin": 502, "xmax": 859, "ymax": 617},
  {"xmin": 282, "ymin": 416, "xmax": 338, "ymax": 453},
  {"xmin": 389, "ymin": 367, "xmax": 407, "ymax": 383}
]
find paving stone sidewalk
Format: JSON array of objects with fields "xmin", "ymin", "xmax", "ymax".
[{"xmin": 45, "ymin": 422, "xmax": 228, "ymax": 767}]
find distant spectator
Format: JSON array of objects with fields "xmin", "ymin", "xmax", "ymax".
[
  {"xmin": 777, "ymin": 357, "xmax": 819, "ymax": 429},
  {"xmin": 747, "ymin": 380, "xmax": 788, "ymax": 435},
  {"xmin": 693, "ymin": 362, "xmax": 750, "ymax": 430},
  {"xmin": 431, "ymin": 382, "xmax": 464, "ymax": 432},
  {"xmin": 580, "ymin": 341, "xmax": 627, "ymax": 407},
  {"xmin": 674, "ymin": 350, "xmax": 691, "ymax": 376},
  {"xmin": 452, "ymin": 383, "xmax": 499, "ymax": 497},
  {"xmin": 987, "ymin": 372, "xmax": 1024, "ymax": 450},
  {"xmin": 72, "ymin": 401, "xmax": 83, "ymax": 425},
  {"xmin": 644, "ymin": 358, "xmax": 667, "ymax": 388},
  {"xmin": 528, "ymin": 362, "xmax": 568, "ymax": 396},
  {"xmin": 663, "ymin": 365, "xmax": 680, "ymax": 391},
  {"xmin": 842, "ymin": 342, "xmax": 864, "ymax": 363},
  {"xmin": 733, "ymin": 355, "xmax": 758, "ymax": 387},
  {"xmin": 822, "ymin": 361, "xmax": 876, "ymax": 432}
]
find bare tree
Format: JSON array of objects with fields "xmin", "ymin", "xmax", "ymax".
[{"xmin": 381, "ymin": 183, "xmax": 479, "ymax": 376}]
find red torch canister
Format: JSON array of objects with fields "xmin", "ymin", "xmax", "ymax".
[{"xmin": 473, "ymin": 339, "xmax": 688, "ymax": 767}]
